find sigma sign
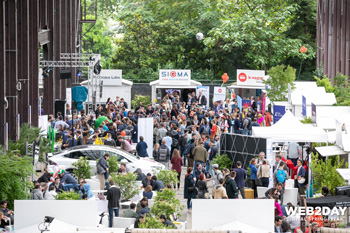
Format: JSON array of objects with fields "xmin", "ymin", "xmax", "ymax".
[
  {"xmin": 159, "ymin": 69, "xmax": 191, "ymax": 85},
  {"xmin": 237, "ymin": 69, "xmax": 266, "ymax": 86}
]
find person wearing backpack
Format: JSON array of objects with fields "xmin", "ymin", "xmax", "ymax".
[
  {"xmin": 178, "ymin": 132, "xmax": 188, "ymax": 166},
  {"xmin": 170, "ymin": 126, "xmax": 179, "ymax": 159},
  {"xmin": 158, "ymin": 140, "xmax": 170, "ymax": 169},
  {"xmin": 273, "ymin": 161, "xmax": 288, "ymax": 187},
  {"xmin": 257, "ymin": 159, "xmax": 270, "ymax": 187},
  {"xmin": 186, "ymin": 139, "xmax": 196, "ymax": 168},
  {"xmin": 242, "ymin": 117, "xmax": 251, "ymax": 135},
  {"xmin": 199, "ymin": 121, "xmax": 211, "ymax": 136}
]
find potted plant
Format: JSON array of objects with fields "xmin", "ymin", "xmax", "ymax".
[
  {"xmin": 153, "ymin": 168, "xmax": 178, "ymax": 187},
  {"xmin": 72, "ymin": 156, "xmax": 92, "ymax": 180},
  {"xmin": 150, "ymin": 189, "xmax": 183, "ymax": 220},
  {"xmin": 55, "ymin": 191, "xmax": 81, "ymax": 200},
  {"xmin": 109, "ymin": 172, "xmax": 139, "ymax": 201}
]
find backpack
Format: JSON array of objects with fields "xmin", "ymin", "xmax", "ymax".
[
  {"xmin": 158, "ymin": 147, "xmax": 168, "ymax": 161},
  {"xmin": 276, "ymin": 169, "xmax": 286, "ymax": 183},
  {"xmin": 170, "ymin": 130, "xmax": 178, "ymax": 147},
  {"xmin": 215, "ymin": 125, "xmax": 221, "ymax": 136},
  {"xmin": 189, "ymin": 144, "xmax": 195, "ymax": 159},
  {"xmin": 179, "ymin": 134, "xmax": 187, "ymax": 147},
  {"xmin": 202, "ymin": 126, "xmax": 210, "ymax": 136}
]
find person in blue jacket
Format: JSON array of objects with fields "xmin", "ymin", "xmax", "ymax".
[
  {"xmin": 136, "ymin": 136, "xmax": 148, "ymax": 157},
  {"xmin": 249, "ymin": 158, "xmax": 258, "ymax": 198}
]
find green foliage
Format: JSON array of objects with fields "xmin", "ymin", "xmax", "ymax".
[
  {"xmin": 139, "ymin": 215, "xmax": 168, "ymax": 229},
  {"xmin": 211, "ymin": 154, "xmax": 232, "ymax": 170},
  {"xmin": 131, "ymin": 95, "xmax": 152, "ymax": 109},
  {"xmin": 0, "ymin": 152, "xmax": 33, "ymax": 209},
  {"xmin": 311, "ymin": 153, "xmax": 347, "ymax": 195},
  {"xmin": 54, "ymin": 191, "xmax": 81, "ymax": 200},
  {"xmin": 110, "ymin": 172, "xmax": 139, "ymax": 201},
  {"xmin": 264, "ymin": 65, "xmax": 296, "ymax": 102},
  {"xmin": 300, "ymin": 117, "xmax": 312, "ymax": 124},
  {"xmin": 153, "ymin": 168, "xmax": 179, "ymax": 187},
  {"xmin": 39, "ymin": 136, "xmax": 51, "ymax": 162},
  {"xmin": 72, "ymin": 156, "xmax": 92, "ymax": 180},
  {"xmin": 151, "ymin": 189, "xmax": 183, "ymax": 220},
  {"xmin": 107, "ymin": 155, "xmax": 120, "ymax": 173},
  {"xmin": 315, "ymin": 73, "xmax": 350, "ymax": 106}
]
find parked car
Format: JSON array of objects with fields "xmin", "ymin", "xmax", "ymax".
[{"xmin": 48, "ymin": 145, "xmax": 164, "ymax": 176}]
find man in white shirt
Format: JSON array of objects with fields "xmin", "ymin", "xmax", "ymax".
[
  {"xmin": 163, "ymin": 132, "xmax": 172, "ymax": 152},
  {"xmin": 44, "ymin": 186, "xmax": 57, "ymax": 200}
]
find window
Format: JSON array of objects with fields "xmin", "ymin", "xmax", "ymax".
[
  {"xmin": 105, "ymin": 150, "xmax": 131, "ymax": 162},
  {"xmin": 69, "ymin": 150, "xmax": 103, "ymax": 160}
]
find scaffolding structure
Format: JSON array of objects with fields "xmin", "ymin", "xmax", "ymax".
[{"xmin": 39, "ymin": 53, "xmax": 101, "ymax": 113}]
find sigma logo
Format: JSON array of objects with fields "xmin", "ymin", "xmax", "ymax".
[
  {"xmin": 238, "ymin": 73, "xmax": 247, "ymax": 82},
  {"xmin": 161, "ymin": 71, "xmax": 189, "ymax": 78}
]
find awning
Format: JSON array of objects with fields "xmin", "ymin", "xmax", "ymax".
[
  {"xmin": 228, "ymin": 84, "xmax": 265, "ymax": 90},
  {"xmin": 154, "ymin": 85, "xmax": 198, "ymax": 89},
  {"xmin": 315, "ymin": 145, "xmax": 347, "ymax": 157},
  {"xmin": 336, "ymin": 169, "xmax": 350, "ymax": 180}
]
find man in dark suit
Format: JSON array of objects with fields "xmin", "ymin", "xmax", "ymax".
[
  {"xmin": 142, "ymin": 173, "xmax": 154, "ymax": 189},
  {"xmin": 234, "ymin": 161, "xmax": 247, "ymax": 199},
  {"xmin": 295, "ymin": 159, "xmax": 306, "ymax": 196},
  {"xmin": 107, "ymin": 180, "xmax": 121, "ymax": 228},
  {"xmin": 198, "ymin": 91, "xmax": 207, "ymax": 107},
  {"xmin": 151, "ymin": 175, "xmax": 164, "ymax": 192},
  {"xmin": 76, "ymin": 130, "xmax": 84, "ymax": 146}
]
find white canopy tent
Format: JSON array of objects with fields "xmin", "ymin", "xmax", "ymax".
[{"xmin": 252, "ymin": 110, "xmax": 328, "ymax": 142}]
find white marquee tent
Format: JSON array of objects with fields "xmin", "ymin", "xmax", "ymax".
[{"xmin": 252, "ymin": 110, "xmax": 328, "ymax": 142}]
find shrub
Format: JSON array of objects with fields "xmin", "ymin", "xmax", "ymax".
[
  {"xmin": 153, "ymin": 168, "xmax": 178, "ymax": 187},
  {"xmin": 151, "ymin": 189, "xmax": 183, "ymax": 220},
  {"xmin": 108, "ymin": 155, "xmax": 120, "ymax": 173},
  {"xmin": 0, "ymin": 152, "xmax": 33, "ymax": 209},
  {"xmin": 311, "ymin": 153, "xmax": 347, "ymax": 195},
  {"xmin": 139, "ymin": 215, "xmax": 167, "ymax": 229},
  {"xmin": 211, "ymin": 154, "xmax": 232, "ymax": 170},
  {"xmin": 72, "ymin": 156, "xmax": 92, "ymax": 180},
  {"xmin": 110, "ymin": 172, "xmax": 139, "ymax": 201},
  {"xmin": 55, "ymin": 191, "xmax": 81, "ymax": 200},
  {"xmin": 300, "ymin": 117, "xmax": 312, "ymax": 124},
  {"xmin": 131, "ymin": 95, "xmax": 152, "ymax": 109}
]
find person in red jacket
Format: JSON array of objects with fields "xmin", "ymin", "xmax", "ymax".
[{"xmin": 171, "ymin": 149, "xmax": 183, "ymax": 189}]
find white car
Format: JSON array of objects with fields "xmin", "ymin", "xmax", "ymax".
[{"xmin": 48, "ymin": 145, "xmax": 164, "ymax": 176}]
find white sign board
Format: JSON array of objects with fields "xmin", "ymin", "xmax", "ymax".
[
  {"xmin": 213, "ymin": 87, "xmax": 226, "ymax": 103},
  {"xmin": 138, "ymin": 117, "xmax": 154, "ymax": 158},
  {"xmin": 192, "ymin": 199, "xmax": 274, "ymax": 232},
  {"xmin": 38, "ymin": 115, "xmax": 48, "ymax": 134},
  {"xmin": 237, "ymin": 69, "xmax": 266, "ymax": 86},
  {"xmin": 159, "ymin": 69, "xmax": 190, "ymax": 85},
  {"xmin": 98, "ymin": 69, "xmax": 122, "ymax": 86},
  {"xmin": 196, "ymin": 86, "xmax": 209, "ymax": 108},
  {"xmin": 14, "ymin": 200, "xmax": 98, "ymax": 230}
]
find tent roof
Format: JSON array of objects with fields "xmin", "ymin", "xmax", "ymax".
[
  {"xmin": 315, "ymin": 145, "xmax": 347, "ymax": 157},
  {"xmin": 337, "ymin": 169, "xmax": 350, "ymax": 180},
  {"xmin": 80, "ymin": 79, "xmax": 133, "ymax": 86},
  {"xmin": 211, "ymin": 220, "xmax": 269, "ymax": 233},
  {"xmin": 252, "ymin": 111, "xmax": 328, "ymax": 142},
  {"xmin": 149, "ymin": 79, "xmax": 202, "ymax": 86}
]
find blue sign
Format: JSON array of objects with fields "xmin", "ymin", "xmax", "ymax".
[
  {"xmin": 302, "ymin": 95, "xmax": 306, "ymax": 116},
  {"xmin": 237, "ymin": 95, "xmax": 243, "ymax": 111},
  {"xmin": 273, "ymin": 105, "xmax": 285, "ymax": 123}
]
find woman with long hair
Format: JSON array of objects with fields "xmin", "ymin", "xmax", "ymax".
[
  {"xmin": 249, "ymin": 158, "xmax": 258, "ymax": 198},
  {"xmin": 171, "ymin": 149, "xmax": 183, "ymax": 189},
  {"xmin": 184, "ymin": 167, "xmax": 196, "ymax": 211},
  {"xmin": 153, "ymin": 143, "xmax": 160, "ymax": 161},
  {"xmin": 257, "ymin": 159, "xmax": 270, "ymax": 187},
  {"xmin": 196, "ymin": 173, "xmax": 209, "ymax": 199}
]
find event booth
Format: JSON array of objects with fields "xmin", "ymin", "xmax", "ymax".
[
  {"xmin": 150, "ymin": 69, "xmax": 202, "ymax": 104},
  {"xmin": 227, "ymin": 69, "xmax": 268, "ymax": 100},
  {"xmin": 80, "ymin": 69, "xmax": 133, "ymax": 110}
]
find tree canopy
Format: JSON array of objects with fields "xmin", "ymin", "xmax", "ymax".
[{"xmin": 82, "ymin": 0, "xmax": 317, "ymax": 83}]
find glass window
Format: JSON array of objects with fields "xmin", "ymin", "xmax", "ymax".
[
  {"xmin": 70, "ymin": 151, "xmax": 83, "ymax": 159},
  {"xmin": 105, "ymin": 150, "xmax": 131, "ymax": 162}
]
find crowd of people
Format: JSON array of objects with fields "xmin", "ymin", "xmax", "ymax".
[{"xmin": 1, "ymin": 93, "xmax": 338, "ymax": 231}]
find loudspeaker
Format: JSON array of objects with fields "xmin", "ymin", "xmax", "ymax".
[
  {"xmin": 60, "ymin": 69, "xmax": 72, "ymax": 79},
  {"xmin": 55, "ymin": 100, "xmax": 66, "ymax": 119}
]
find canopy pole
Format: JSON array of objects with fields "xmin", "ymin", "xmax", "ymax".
[{"xmin": 348, "ymin": 153, "xmax": 350, "ymax": 184}]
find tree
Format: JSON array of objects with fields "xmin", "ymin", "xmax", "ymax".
[
  {"xmin": 110, "ymin": 172, "xmax": 139, "ymax": 201},
  {"xmin": 0, "ymin": 153, "xmax": 33, "ymax": 209},
  {"xmin": 72, "ymin": 156, "xmax": 92, "ymax": 180},
  {"xmin": 311, "ymin": 154, "xmax": 347, "ymax": 195},
  {"xmin": 150, "ymin": 189, "xmax": 183, "ymax": 220},
  {"xmin": 263, "ymin": 65, "xmax": 296, "ymax": 102}
]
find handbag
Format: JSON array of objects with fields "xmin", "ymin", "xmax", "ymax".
[
  {"xmin": 96, "ymin": 163, "xmax": 105, "ymax": 175},
  {"xmin": 255, "ymin": 166, "xmax": 263, "ymax": 186}
]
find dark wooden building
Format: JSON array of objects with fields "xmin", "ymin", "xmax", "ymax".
[
  {"xmin": 0, "ymin": 0, "xmax": 86, "ymax": 146},
  {"xmin": 317, "ymin": 0, "xmax": 350, "ymax": 80}
]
